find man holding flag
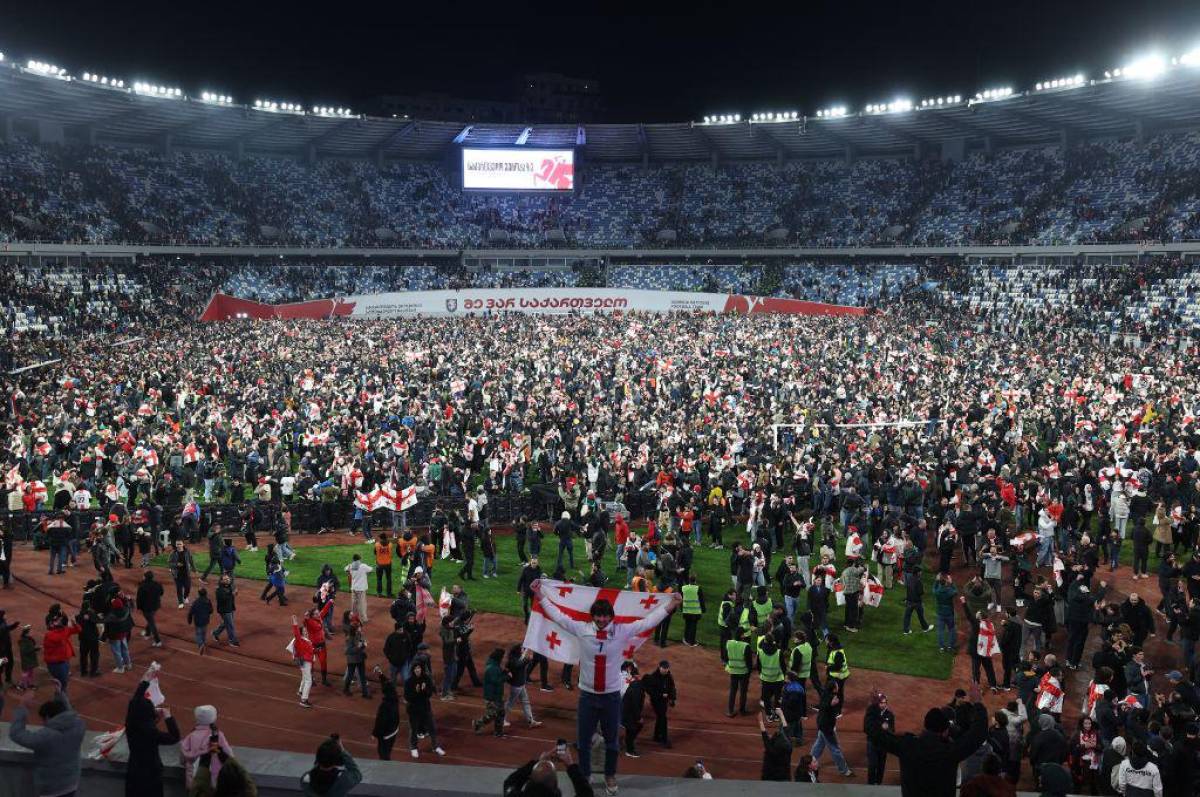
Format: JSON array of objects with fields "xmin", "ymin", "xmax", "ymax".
[{"xmin": 528, "ymin": 579, "xmax": 681, "ymax": 796}]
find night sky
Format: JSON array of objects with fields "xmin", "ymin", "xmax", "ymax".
[{"xmin": 5, "ymin": 1, "xmax": 1200, "ymax": 122}]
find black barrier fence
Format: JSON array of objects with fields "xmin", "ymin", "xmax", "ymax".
[{"xmin": 4, "ymin": 489, "xmax": 660, "ymax": 543}]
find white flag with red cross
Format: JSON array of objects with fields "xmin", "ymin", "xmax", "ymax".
[
  {"xmin": 438, "ymin": 588, "xmax": 452, "ymax": 619},
  {"xmin": 522, "ymin": 579, "xmax": 661, "ymax": 666},
  {"xmin": 397, "ymin": 484, "xmax": 418, "ymax": 511},
  {"xmin": 184, "ymin": 442, "xmax": 203, "ymax": 464}
]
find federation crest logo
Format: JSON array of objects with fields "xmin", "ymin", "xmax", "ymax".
[{"xmin": 445, "ymin": 298, "xmax": 458, "ymax": 312}]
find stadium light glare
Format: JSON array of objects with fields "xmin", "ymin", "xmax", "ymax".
[
  {"xmin": 1180, "ymin": 48, "xmax": 1200, "ymax": 67},
  {"xmin": 1123, "ymin": 54, "xmax": 1166, "ymax": 80}
]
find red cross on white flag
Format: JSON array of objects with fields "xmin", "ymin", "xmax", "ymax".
[{"xmin": 522, "ymin": 578, "xmax": 663, "ymax": 666}]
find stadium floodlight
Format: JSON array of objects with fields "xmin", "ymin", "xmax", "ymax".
[
  {"xmin": 1122, "ymin": 54, "xmax": 1166, "ymax": 80},
  {"xmin": 201, "ymin": 91, "xmax": 233, "ymax": 104},
  {"xmin": 1181, "ymin": 48, "xmax": 1200, "ymax": 67},
  {"xmin": 81, "ymin": 72, "xmax": 124, "ymax": 88},
  {"xmin": 26, "ymin": 60, "xmax": 69, "ymax": 79},
  {"xmin": 0, "ymin": 52, "xmax": 5, "ymax": 62},
  {"xmin": 134, "ymin": 82, "xmax": 183, "ymax": 98}
]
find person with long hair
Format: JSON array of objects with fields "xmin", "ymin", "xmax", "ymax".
[
  {"xmin": 123, "ymin": 665, "xmax": 180, "ymax": 797},
  {"xmin": 1068, "ymin": 715, "xmax": 1101, "ymax": 795},
  {"xmin": 404, "ymin": 661, "xmax": 446, "ymax": 759}
]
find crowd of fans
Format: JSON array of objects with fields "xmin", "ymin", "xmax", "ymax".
[{"xmin": 7, "ymin": 129, "xmax": 1200, "ymax": 248}]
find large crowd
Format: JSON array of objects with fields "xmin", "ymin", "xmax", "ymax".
[
  {"xmin": 0, "ymin": 255, "xmax": 1195, "ymax": 795},
  {"xmin": 6, "ymin": 129, "xmax": 1200, "ymax": 248}
]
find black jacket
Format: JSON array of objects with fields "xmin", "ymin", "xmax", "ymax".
[
  {"xmin": 869, "ymin": 701, "xmax": 987, "ymax": 797},
  {"xmin": 124, "ymin": 680, "xmax": 181, "ymax": 796},
  {"xmin": 641, "ymin": 670, "xmax": 677, "ymax": 708},
  {"xmin": 621, "ymin": 679, "xmax": 645, "ymax": 725}
]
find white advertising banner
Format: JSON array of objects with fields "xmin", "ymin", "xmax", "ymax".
[
  {"xmin": 461, "ymin": 148, "xmax": 575, "ymax": 191},
  {"xmin": 341, "ymin": 288, "xmax": 724, "ymax": 317},
  {"xmin": 200, "ymin": 289, "xmax": 866, "ymax": 321}
]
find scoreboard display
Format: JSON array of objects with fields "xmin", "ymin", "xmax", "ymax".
[{"xmin": 461, "ymin": 148, "xmax": 575, "ymax": 191}]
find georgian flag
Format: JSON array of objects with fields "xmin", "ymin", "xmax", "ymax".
[
  {"xmin": 29, "ymin": 480, "xmax": 48, "ymax": 503},
  {"xmin": 398, "ymin": 484, "xmax": 418, "ymax": 511},
  {"xmin": 4, "ymin": 465, "xmax": 22, "ymax": 491},
  {"xmin": 34, "ymin": 439, "xmax": 51, "ymax": 457},
  {"xmin": 976, "ymin": 618, "xmax": 999, "ymax": 657},
  {"xmin": 1075, "ymin": 418, "xmax": 1096, "ymax": 433},
  {"xmin": 184, "ymin": 443, "xmax": 203, "ymax": 464},
  {"xmin": 94, "ymin": 444, "xmax": 107, "ymax": 460},
  {"xmin": 523, "ymin": 579, "xmax": 659, "ymax": 665},
  {"xmin": 438, "ymin": 588, "xmax": 452, "ymax": 619},
  {"xmin": 450, "ymin": 379, "xmax": 466, "ymax": 395},
  {"xmin": 303, "ymin": 431, "xmax": 329, "ymax": 447},
  {"xmin": 138, "ymin": 403, "xmax": 155, "ymax": 417},
  {"xmin": 461, "ymin": 440, "xmax": 475, "ymax": 461}
]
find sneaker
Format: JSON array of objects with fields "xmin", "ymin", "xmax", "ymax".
[
  {"xmin": 113, "ymin": 666, "xmax": 125, "ymax": 674},
  {"xmin": 178, "ymin": 603, "xmax": 185, "ymax": 609},
  {"xmin": 410, "ymin": 749, "xmax": 419, "ymax": 759},
  {"xmin": 840, "ymin": 770, "xmax": 855, "ymax": 778},
  {"xmin": 229, "ymin": 641, "xmax": 240, "ymax": 647},
  {"xmin": 299, "ymin": 699, "xmax": 313, "ymax": 708},
  {"xmin": 539, "ymin": 685, "xmax": 555, "ymax": 692},
  {"xmin": 152, "ymin": 641, "xmax": 163, "ymax": 648},
  {"xmin": 212, "ymin": 631, "xmax": 221, "ymax": 642},
  {"xmin": 503, "ymin": 720, "xmax": 512, "ymax": 728},
  {"xmin": 605, "ymin": 779, "xmax": 619, "ymax": 796},
  {"xmin": 434, "ymin": 747, "xmax": 445, "ymax": 756},
  {"xmin": 903, "ymin": 630, "xmax": 912, "ymax": 635},
  {"xmin": 529, "ymin": 720, "xmax": 544, "ymax": 728},
  {"xmin": 624, "ymin": 750, "xmax": 640, "ymax": 758},
  {"xmin": 924, "ymin": 625, "xmax": 934, "ymax": 633}
]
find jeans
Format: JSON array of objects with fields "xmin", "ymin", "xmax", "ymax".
[
  {"xmin": 1022, "ymin": 623, "xmax": 1045, "ymax": 656},
  {"xmin": 142, "ymin": 610, "xmax": 161, "ymax": 643},
  {"xmin": 483, "ymin": 555, "xmax": 497, "ymax": 577},
  {"xmin": 1036, "ymin": 536, "xmax": 1054, "ymax": 567},
  {"xmin": 936, "ymin": 614, "xmax": 956, "ymax": 648},
  {"xmin": 441, "ymin": 659, "xmax": 458, "ymax": 696},
  {"xmin": 47, "ymin": 660, "xmax": 71, "ymax": 691},
  {"xmin": 109, "ymin": 638, "xmax": 132, "ymax": 669},
  {"xmin": 576, "ymin": 690, "xmax": 621, "ymax": 778},
  {"xmin": 811, "ymin": 729, "xmax": 851, "ymax": 775},
  {"xmin": 214, "ymin": 611, "xmax": 238, "ymax": 643},
  {"xmin": 278, "ymin": 541, "xmax": 295, "ymax": 559},
  {"xmin": 194, "ymin": 624, "xmax": 208, "ymax": 649},
  {"xmin": 49, "ymin": 545, "xmax": 69, "ymax": 574},
  {"xmin": 556, "ymin": 540, "xmax": 575, "ymax": 571}
]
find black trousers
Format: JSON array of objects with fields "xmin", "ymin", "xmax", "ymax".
[
  {"xmin": 0, "ymin": 559, "xmax": 9, "ymax": 587},
  {"xmin": 458, "ymin": 550, "xmax": 475, "ymax": 580},
  {"xmin": 522, "ymin": 594, "xmax": 532, "ymax": 625},
  {"xmin": 650, "ymin": 699, "xmax": 670, "ymax": 742},
  {"xmin": 516, "ymin": 536, "xmax": 527, "ymax": 562},
  {"xmin": 201, "ymin": 556, "xmax": 220, "ymax": 580},
  {"xmin": 175, "ymin": 578, "xmax": 191, "ymax": 605},
  {"xmin": 453, "ymin": 654, "xmax": 481, "ymax": 689},
  {"xmin": 683, "ymin": 614, "xmax": 700, "ymax": 645},
  {"xmin": 1066, "ymin": 620, "xmax": 1089, "ymax": 665},
  {"xmin": 376, "ymin": 564, "xmax": 393, "ymax": 596},
  {"xmin": 971, "ymin": 654, "xmax": 998, "ymax": 687},
  {"xmin": 728, "ymin": 674, "xmax": 749, "ymax": 714},
  {"xmin": 623, "ymin": 719, "xmax": 642, "ymax": 753},
  {"xmin": 143, "ymin": 610, "xmax": 161, "ymax": 643},
  {"xmin": 343, "ymin": 662, "xmax": 368, "ymax": 695},
  {"xmin": 79, "ymin": 638, "xmax": 99, "ymax": 675},
  {"xmin": 760, "ymin": 680, "xmax": 783, "ymax": 716},
  {"xmin": 867, "ymin": 743, "xmax": 888, "ymax": 785},
  {"xmin": 377, "ymin": 734, "xmax": 397, "ymax": 760},
  {"xmin": 903, "ymin": 602, "xmax": 929, "ymax": 632},
  {"xmin": 654, "ymin": 614, "xmax": 672, "ymax": 646}
]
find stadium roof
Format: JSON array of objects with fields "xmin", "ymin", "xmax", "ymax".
[{"xmin": 3, "ymin": 57, "xmax": 1200, "ymax": 161}]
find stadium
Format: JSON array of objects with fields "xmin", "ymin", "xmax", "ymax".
[{"xmin": 1, "ymin": 7, "xmax": 1200, "ymax": 797}]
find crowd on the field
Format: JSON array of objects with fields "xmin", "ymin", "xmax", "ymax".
[
  {"xmin": 6, "ymin": 128, "xmax": 1200, "ymax": 248},
  {"xmin": 0, "ymin": 263, "xmax": 1197, "ymax": 794}
]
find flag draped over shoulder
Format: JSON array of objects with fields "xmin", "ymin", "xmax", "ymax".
[{"xmin": 522, "ymin": 579, "xmax": 661, "ymax": 665}]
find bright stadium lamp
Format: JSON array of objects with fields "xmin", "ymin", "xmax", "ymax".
[
  {"xmin": 1180, "ymin": 48, "xmax": 1200, "ymax": 67},
  {"xmin": 1123, "ymin": 54, "xmax": 1166, "ymax": 80}
]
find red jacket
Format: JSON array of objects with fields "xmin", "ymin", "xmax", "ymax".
[
  {"xmin": 614, "ymin": 516, "xmax": 629, "ymax": 546},
  {"xmin": 292, "ymin": 624, "xmax": 314, "ymax": 663},
  {"xmin": 43, "ymin": 625, "xmax": 81, "ymax": 664},
  {"xmin": 304, "ymin": 602, "xmax": 332, "ymax": 646}
]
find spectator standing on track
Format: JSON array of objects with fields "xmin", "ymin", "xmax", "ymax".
[
  {"xmin": 371, "ymin": 668, "xmax": 402, "ymax": 760},
  {"xmin": 168, "ymin": 540, "xmax": 196, "ymax": 609},
  {"xmin": 42, "ymin": 614, "xmax": 80, "ymax": 690},
  {"xmin": 343, "ymin": 618, "xmax": 370, "ymax": 698},
  {"xmin": 74, "ymin": 603, "xmax": 101, "ymax": 679},
  {"xmin": 345, "ymin": 554, "xmax": 373, "ymax": 624},
  {"xmin": 187, "ymin": 587, "xmax": 213, "ymax": 655},
  {"xmin": 642, "ymin": 660, "xmax": 677, "ymax": 749},
  {"xmin": 621, "ymin": 662, "xmax": 644, "ymax": 757},
  {"xmin": 136, "ymin": 571, "xmax": 165, "ymax": 648},
  {"xmin": 212, "ymin": 574, "xmax": 240, "ymax": 647},
  {"xmin": 680, "ymin": 574, "xmax": 705, "ymax": 646},
  {"xmin": 374, "ymin": 532, "xmax": 394, "ymax": 597},
  {"xmin": 404, "ymin": 661, "xmax": 446, "ymax": 759},
  {"xmin": 292, "ymin": 615, "xmax": 315, "ymax": 708},
  {"xmin": 504, "ymin": 645, "xmax": 544, "ymax": 729},
  {"xmin": 810, "ymin": 686, "xmax": 853, "ymax": 778},
  {"xmin": 863, "ymin": 690, "xmax": 895, "ymax": 786},
  {"xmin": 758, "ymin": 707, "xmax": 795, "ymax": 781}
]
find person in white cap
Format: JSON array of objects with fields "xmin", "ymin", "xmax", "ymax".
[{"xmin": 179, "ymin": 704, "xmax": 233, "ymax": 788}]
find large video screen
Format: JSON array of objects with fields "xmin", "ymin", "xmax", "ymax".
[{"xmin": 461, "ymin": 148, "xmax": 575, "ymax": 191}]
